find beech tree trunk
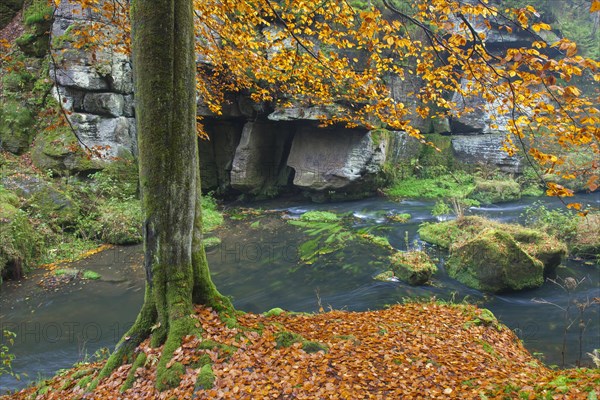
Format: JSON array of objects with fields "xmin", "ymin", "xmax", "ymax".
[{"xmin": 91, "ymin": 0, "xmax": 231, "ymax": 391}]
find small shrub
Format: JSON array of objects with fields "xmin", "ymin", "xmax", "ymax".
[
  {"xmin": 0, "ymin": 330, "xmax": 17, "ymax": 379},
  {"xmin": 431, "ymin": 200, "xmax": 451, "ymax": 217},
  {"xmin": 522, "ymin": 202, "xmax": 578, "ymax": 243},
  {"xmin": 201, "ymin": 194, "xmax": 224, "ymax": 232},
  {"xmin": 96, "ymin": 199, "xmax": 142, "ymax": 244}
]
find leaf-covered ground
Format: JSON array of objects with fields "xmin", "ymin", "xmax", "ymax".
[{"xmin": 3, "ymin": 303, "xmax": 599, "ymax": 399}]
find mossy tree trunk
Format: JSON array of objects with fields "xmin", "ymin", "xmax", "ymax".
[{"xmin": 91, "ymin": 0, "xmax": 231, "ymax": 391}]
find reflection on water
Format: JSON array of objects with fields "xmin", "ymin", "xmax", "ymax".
[{"xmin": 1, "ymin": 194, "xmax": 598, "ymax": 392}]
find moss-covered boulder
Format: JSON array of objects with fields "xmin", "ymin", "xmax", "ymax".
[
  {"xmin": 502, "ymin": 225, "xmax": 566, "ymax": 276},
  {"xmin": 446, "ymin": 229, "xmax": 545, "ymax": 293},
  {"xmin": 390, "ymin": 250, "xmax": 437, "ymax": 285},
  {"xmin": 0, "ymin": 99, "xmax": 35, "ymax": 154},
  {"xmin": 15, "ymin": 0, "xmax": 53, "ymax": 58},
  {"xmin": 31, "ymin": 127, "xmax": 102, "ymax": 175},
  {"xmin": 0, "ymin": 186, "xmax": 38, "ymax": 284},
  {"xmin": 419, "ymin": 216, "xmax": 566, "ymax": 276},
  {"xmin": 2, "ymin": 175, "xmax": 79, "ymax": 227}
]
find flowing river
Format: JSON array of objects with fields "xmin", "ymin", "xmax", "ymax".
[{"xmin": 1, "ymin": 194, "xmax": 599, "ymax": 392}]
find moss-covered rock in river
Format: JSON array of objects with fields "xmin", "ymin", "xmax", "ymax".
[
  {"xmin": 419, "ymin": 216, "xmax": 566, "ymax": 278},
  {"xmin": 446, "ymin": 229, "xmax": 545, "ymax": 293},
  {"xmin": 390, "ymin": 250, "xmax": 437, "ymax": 285}
]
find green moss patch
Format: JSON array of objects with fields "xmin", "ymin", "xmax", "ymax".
[
  {"xmin": 274, "ymin": 330, "xmax": 329, "ymax": 353},
  {"xmin": 0, "ymin": 99, "xmax": 34, "ymax": 154},
  {"xmin": 202, "ymin": 236, "xmax": 221, "ymax": 249},
  {"xmin": 470, "ymin": 178, "xmax": 521, "ymax": 204},
  {"xmin": 299, "ymin": 210, "xmax": 340, "ymax": 222},
  {"xmin": 358, "ymin": 233, "xmax": 392, "ymax": 249},
  {"xmin": 373, "ymin": 270, "xmax": 395, "ymax": 281},
  {"xmin": 275, "ymin": 331, "xmax": 304, "ymax": 348},
  {"xmin": 385, "ymin": 173, "xmax": 475, "ymax": 199},
  {"xmin": 82, "ymin": 270, "xmax": 101, "ymax": 280},
  {"xmin": 388, "ymin": 213, "xmax": 411, "ymax": 223},
  {"xmin": 195, "ymin": 364, "xmax": 215, "ymax": 390},
  {"xmin": 263, "ymin": 307, "xmax": 286, "ymax": 317},
  {"xmin": 301, "ymin": 341, "xmax": 329, "ymax": 353}
]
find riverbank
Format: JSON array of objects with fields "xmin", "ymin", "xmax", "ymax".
[
  {"xmin": 1, "ymin": 194, "xmax": 599, "ymax": 393},
  {"xmin": 2, "ymin": 302, "xmax": 599, "ymax": 399}
]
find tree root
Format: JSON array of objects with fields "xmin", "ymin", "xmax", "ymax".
[
  {"xmin": 120, "ymin": 352, "xmax": 147, "ymax": 392},
  {"xmin": 86, "ymin": 290, "xmax": 156, "ymax": 391}
]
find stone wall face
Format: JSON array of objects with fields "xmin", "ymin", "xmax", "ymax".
[
  {"xmin": 452, "ymin": 134, "xmax": 523, "ymax": 174},
  {"xmin": 49, "ymin": 1, "xmax": 136, "ymax": 160}
]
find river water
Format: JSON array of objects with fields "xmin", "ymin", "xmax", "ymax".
[{"xmin": 1, "ymin": 194, "xmax": 599, "ymax": 392}]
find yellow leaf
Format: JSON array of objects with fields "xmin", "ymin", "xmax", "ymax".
[{"xmin": 591, "ymin": 0, "xmax": 600, "ymax": 12}]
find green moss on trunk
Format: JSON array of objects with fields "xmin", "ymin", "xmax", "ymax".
[{"xmin": 92, "ymin": 0, "xmax": 234, "ymax": 392}]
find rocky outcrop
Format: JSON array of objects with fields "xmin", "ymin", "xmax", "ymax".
[
  {"xmin": 46, "ymin": 0, "xmax": 544, "ymax": 196},
  {"xmin": 198, "ymin": 121, "xmax": 244, "ymax": 192},
  {"xmin": 451, "ymin": 134, "xmax": 523, "ymax": 174},
  {"xmin": 1, "ymin": 174, "xmax": 79, "ymax": 226},
  {"xmin": 47, "ymin": 0, "xmax": 136, "ymax": 166},
  {"xmin": 287, "ymin": 127, "xmax": 380, "ymax": 192}
]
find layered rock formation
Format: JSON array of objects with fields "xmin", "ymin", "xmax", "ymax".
[
  {"xmin": 47, "ymin": 1, "xmax": 136, "ymax": 162},
  {"xmin": 38, "ymin": 0, "xmax": 546, "ymax": 196}
]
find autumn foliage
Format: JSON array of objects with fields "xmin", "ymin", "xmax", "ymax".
[
  {"xmin": 42, "ymin": 0, "xmax": 600, "ymax": 203},
  {"xmin": 3, "ymin": 302, "xmax": 599, "ymax": 399}
]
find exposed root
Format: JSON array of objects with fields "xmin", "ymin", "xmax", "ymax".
[
  {"xmin": 155, "ymin": 315, "xmax": 201, "ymax": 391},
  {"xmin": 87, "ymin": 290, "xmax": 156, "ymax": 391},
  {"xmin": 120, "ymin": 352, "xmax": 147, "ymax": 392}
]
